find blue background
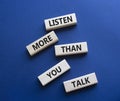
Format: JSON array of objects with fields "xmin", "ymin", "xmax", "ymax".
[{"xmin": 0, "ymin": 0, "xmax": 120, "ymax": 101}]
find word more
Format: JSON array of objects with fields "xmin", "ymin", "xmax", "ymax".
[{"xmin": 26, "ymin": 31, "xmax": 58, "ymax": 56}]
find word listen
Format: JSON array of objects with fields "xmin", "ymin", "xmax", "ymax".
[
  {"xmin": 63, "ymin": 73, "xmax": 98, "ymax": 93},
  {"xmin": 55, "ymin": 42, "xmax": 88, "ymax": 56},
  {"xmin": 26, "ymin": 31, "xmax": 58, "ymax": 56},
  {"xmin": 44, "ymin": 13, "xmax": 77, "ymax": 31},
  {"xmin": 38, "ymin": 59, "xmax": 71, "ymax": 86}
]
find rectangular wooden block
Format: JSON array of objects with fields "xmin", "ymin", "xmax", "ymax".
[
  {"xmin": 26, "ymin": 31, "xmax": 58, "ymax": 56},
  {"xmin": 54, "ymin": 42, "xmax": 88, "ymax": 56},
  {"xmin": 38, "ymin": 59, "xmax": 71, "ymax": 86},
  {"xmin": 63, "ymin": 73, "xmax": 98, "ymax": 93},
  {"xmin": 44, "ymin": 13, "xmax": 77, "ymax": 31}
]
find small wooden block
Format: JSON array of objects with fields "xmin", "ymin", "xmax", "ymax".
[
  {"xmin": 44, "ymin": 13, "xmax": 77, "ymax": 31},
  {"xmin": 26, "ymin": 31, "xmax": 58, "ymax": 56},
  {"xmin": 54, "ymin": 42, "xmax": 88, "ymax": 56},
  {"xmin": 38, "ymin": 59, "xmax": 71, "ymax": 86},
  {"xmin": 63, "ymin": 73, "xmax": 98, "ymax": 93}
]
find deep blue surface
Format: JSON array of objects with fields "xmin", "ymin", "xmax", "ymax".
[{"xmin": 0, "ymin": 0, "xmax": 120, "ymax": 101}]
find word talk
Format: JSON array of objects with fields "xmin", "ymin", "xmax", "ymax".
[
  {"xmin": 26, "ymin": 31, "xmax": 58, "ymax": 56},
  {"xmin": 55, "ymin": 42, "xmax": 88, "ymax": 56},
  {"xmin": 63, "ymin": 73, "xmax": 98, "ymax": 93},
  {"xmin": 44, "ymin": 13, "xmax": 77, "ymax": 31},
  {"xmin": 38, "ymin": 59, "xmax": 71, "ymax": 86}
]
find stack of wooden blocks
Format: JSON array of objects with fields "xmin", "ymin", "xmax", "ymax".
[{"xmin": 26, "ymin": 13, "xmax": 98, "ymax": 93}]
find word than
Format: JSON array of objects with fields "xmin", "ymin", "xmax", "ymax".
[
  {"xmin": 55, "ymin": 42, "xmax": 88, "ymax": 56},
  {"xmin": 61, "ymin": 44, "xmax": 81, "ymax": 53}
]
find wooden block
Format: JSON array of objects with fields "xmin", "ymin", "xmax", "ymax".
[
  {"xmin": 44, "ymin": 13, "xmax": 77, "ymax": 31},
  {"xmin": 38, "ymin": 59, "xmax": 71, "ymax": 86},
  {"xmin": 63, "ymin": 73, "xmax": 98, "ymax": 93},
  {"xmin": 54, "ymin": 42, "xmax": 88, "ymax": 56},
  {"xmin": 26, "ymin": 31, "xmax": 58, "ymax": 56}
]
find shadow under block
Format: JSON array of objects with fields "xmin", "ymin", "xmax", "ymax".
[
  {"xmin": 63, "ymin": 73, "xmax": 98, "ymax": 93},
  {"xmin": 44, "ymin": 13, "xmax": 77, "ymax": 31},
  {"xmin": 38, "ymin": 59, "xmax": 71, "ymax": 86},
  {"xmin": 26, "ymin": 31, "xmax": 58, "ymax": 56},
  {"xmin": 54, "ymin": 42, "xmax": 88, "ymax": 56}
]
